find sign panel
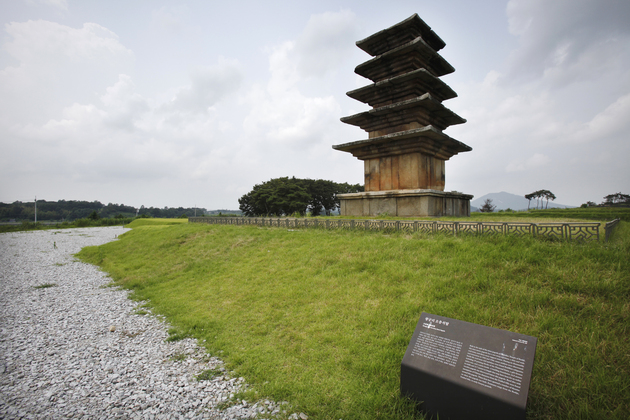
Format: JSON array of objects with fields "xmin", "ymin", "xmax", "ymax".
[{"xmin": 401, "ymin": 312, "xmax": 537, "ymax": 420}]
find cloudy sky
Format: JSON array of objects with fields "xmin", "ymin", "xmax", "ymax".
[{"xmin": 1, "ymin": 0, "xmax": 628, "ymax": 209}]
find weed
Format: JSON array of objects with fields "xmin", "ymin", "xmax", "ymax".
[
  {"xmin": 122, "ymin": 330, "xmax": 142, "ymax": 338},
  {"xmin": 215, "ymin": 396, "xmax": 240, "ymax": 411},
  {"xmin": 33, "ymin": 283, "xmax": 56, "ymax": 289},
  {"xmin": 170, "ymin": 352, "xmax": 187, "ymax": 362},
  {"xmin": 166, "ymin": 328, "xmax": 188, "ymax": 342},
  {"xmin": 195, "ymin": 368, "xmax": 223, "ymax": 381}
]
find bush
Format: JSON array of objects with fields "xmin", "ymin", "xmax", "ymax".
[{"xmin": 479, "ymin": 199, "xmax": 496, "ymax": 213}]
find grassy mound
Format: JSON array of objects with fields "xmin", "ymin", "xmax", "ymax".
[
  {"xmin": 77, "ymin": 219, "xmax": 630, "ymax": 420},
  {"xmin": 478, "ymin": 207, "xmax": 630, "ymax": 222},
  {"xmin": 126, "ymin": 218, "xmax": 188, "ymax": 227}
]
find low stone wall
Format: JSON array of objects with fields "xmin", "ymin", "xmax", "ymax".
[
  {"xmin": 605, "ymin": 218, "xmax": 621, "ymax": 242},
  {"xmin": 189, "ymin": 217, "xmax": 603, "ymax": 241}
]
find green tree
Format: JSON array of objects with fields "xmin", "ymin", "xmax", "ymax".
[
  {"xmin": 296, "ymin": 179, "xmax": 363, "ymax": 216},
  {"xmin": 525, "ymin": 192, "xmax": 535, "ymax": 210},
  {"xmin": 540, "ymin": 190, "xmax": 556, "ymax": 209},
  {"xmin": 239, "ymin": 177, "xmax": 363, "ymax": 217},
  {"xmin": 526, "ymin": 189, "xmax": 556, "ymax": 210},
  {"xmin": 602, "ymin": 192, "xmax": 630, "ymax": 205},
  {"xmin": 239, "ymin": 177, "xmax": 310, "ymax": 216},
  {"xmin": 479, "ymin": 199, "xmax": 496, "ymax": 213}
]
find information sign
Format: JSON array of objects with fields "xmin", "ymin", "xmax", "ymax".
[{"xmin": 401, "ymin": 312, "xmax": 537, "ymax": 420}]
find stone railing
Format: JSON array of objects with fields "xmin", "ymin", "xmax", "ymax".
[
  {"xmin": 188, "ymin": 217, "xmax": 603, "ymax": 241},
  {"xmin": 604, "ymin": 218, "xmax": 621, "ymax": 242}
]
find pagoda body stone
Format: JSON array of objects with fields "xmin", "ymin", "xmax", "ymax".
[{"xmin": 333, "ymin": 14, "xmax": 473, "ymax": 217}]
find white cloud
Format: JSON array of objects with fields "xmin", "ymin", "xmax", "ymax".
[
  {"xmin": 2, "ymin": 57, "xmax": 243, "ymax": 192},
  {"xmin": 240, "ymin": 10, "xmax": 359, "ymax": 152},
  {"xmin": 3, "ymin": 2, "xmax": 625, "ymax": 209},
  {"xmin": 101, "ymin": 75, "xmax": 150, "ymax": 131},
  {"xmin": 3, "ymin": 20, "xmax": 132, "ymax": 64},
  {"xmin": 0, "ymin": 20, "xmax": 134, "ymax": 126},
  {"xmin": 445, "ymin": 0, "xmax": 630, "ymax": 204},
  {"xmin": 150, "ymin": 6, "xmax": 188, "ymax": 35},
  {"xmin": 573, "ymin": 92, "xmax": 630, "ymax": 143},
  {"xmin": 505, "ymin": 153, "xmax": 551, "ymax": 173},
  {"xmin": 242, "ymin": 41, "xmax": 341, "ymax": 150},
  {"xmin": 23, "ymin": 0, "xmax": 69, "ymax": 11},
  {"xmin": 295, "ymin": 10, "xmax": 359, "ymax": 78},
  {"xmin": 163, "ymin": 58, "xmax": 243, "ymax": 114},
  {"xmin": 505, "ymin": 0, "xmax": 630, "ymax": 86},
  {"xmin": 0, "ymin": 17, "xmax": 246, "ymax": 192},
  {"xmin": 43, "ymin": 0, "xmax": 68, "ymax": 10}
]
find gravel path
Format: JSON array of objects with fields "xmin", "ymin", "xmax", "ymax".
[{"xmin": 0, "ymin": 227, "xmax": 294, "ymax": 420}]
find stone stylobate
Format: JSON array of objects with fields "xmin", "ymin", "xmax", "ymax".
[{"xmin": 333, "ymin": 14, "xmax": 473, "ymax": 217}]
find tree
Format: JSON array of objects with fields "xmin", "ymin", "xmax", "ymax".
[
  {"xmin": 0, "ymin": 200, "xmax": 206, "ymax": 221},
  {"xmin": 296, "ymin": 179, "xmax": 363, "ymax": 216},
  {"xmin": 239, "ymin": 177, "xmax": 311, "ymax": 216},
  {"xmin": 525, "ymin": 192, "xmax": 535, "ymax": 210},
  {"xmin": 239, "ymin": 177, "xmax": 363, "ymax": 217},
  {"xmin": 479, "ymin": 199, "xmax": 496, "ymax": 212},
  {"xmin": 602, "ymin": 192, "xmax": 630, "ymax": 206},
  {"xmin": 541, "ymin": 190, "xmax": 556, "ymax": 209},
  {"xmin": 525, "ymin": 189, "xmax": 556, "ymax": 210}
]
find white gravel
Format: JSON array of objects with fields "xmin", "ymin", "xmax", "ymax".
[{"xmin": 0, "ymin": 227, "xmax": 295, "ymax": 420}]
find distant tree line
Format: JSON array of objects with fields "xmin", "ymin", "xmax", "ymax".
[
  {"xmin": 136, "ymin": 205, "xmax": 207, "ymax": 219},
  {"xmin": 239, "ymin": 177, "xmax": 364, "ymax": 217},
  {"xmin": 0, "ymin": 200, "xmax": 207, "ymax": 221}
]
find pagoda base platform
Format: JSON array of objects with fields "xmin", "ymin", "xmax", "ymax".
[{"xmin": 338, "ymin": 189, "xmax": 473, "ymax": 217}]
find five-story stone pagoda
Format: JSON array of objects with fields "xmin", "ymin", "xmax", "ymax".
[{"xmin": 333, "ymin": 14, "xmax": 473, "ymax": 217}]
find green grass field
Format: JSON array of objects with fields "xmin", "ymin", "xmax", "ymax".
[
  {"xmin": 76, "ymin": 217, "xmax": 630, "ymax": 419},
  {"xmin": 475, "ymin": 207, "xmax": 630, "ymax": 222},
  {"xmin": 333, "ymin": 206, "xmax": 630, "ymax": 223}
]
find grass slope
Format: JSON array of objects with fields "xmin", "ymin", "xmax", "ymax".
[
  {"xmin": 77, "ymin": 218, "xmax": 630, "ymax": 420},
  {"xmin": 479, "ymin": 207, "xmax": 630, "ymax": 222}
]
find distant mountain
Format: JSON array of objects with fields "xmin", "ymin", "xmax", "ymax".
[{"xmin": 471, "ymin": 192, "xmax": 575, "ymax": 211}]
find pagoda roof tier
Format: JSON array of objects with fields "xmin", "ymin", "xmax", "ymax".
[
  {"xmin": 332, "ymin": 126, "xmax": 472, "ymax": 161},
  {"xmin": 355, "ymin": 37, "xmax": 454, "ymax": 83},
  {"xmin": 341, "ymin": 93, "xmax": 465, "ymax": 133},
  {"xmin": 347, "ymin": 68, "xmax": 457, "ymax": 107},
  {"xmin": 356, "ymin": 14, "xmax": 445, "ymax": 56}
]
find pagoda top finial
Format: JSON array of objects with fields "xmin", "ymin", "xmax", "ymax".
[{"xmin": 356, "ymin": 14, "xmax": 446, "ymax": 56}]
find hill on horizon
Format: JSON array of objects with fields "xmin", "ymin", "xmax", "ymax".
[{"xmin": 471, "ymin": 191, "xmax": 575, "ymax": 211}]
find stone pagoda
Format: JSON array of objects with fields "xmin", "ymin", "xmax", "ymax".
[{"xmin": 333, "ymin": 14, "xmax": 473, "ymax": 217}]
